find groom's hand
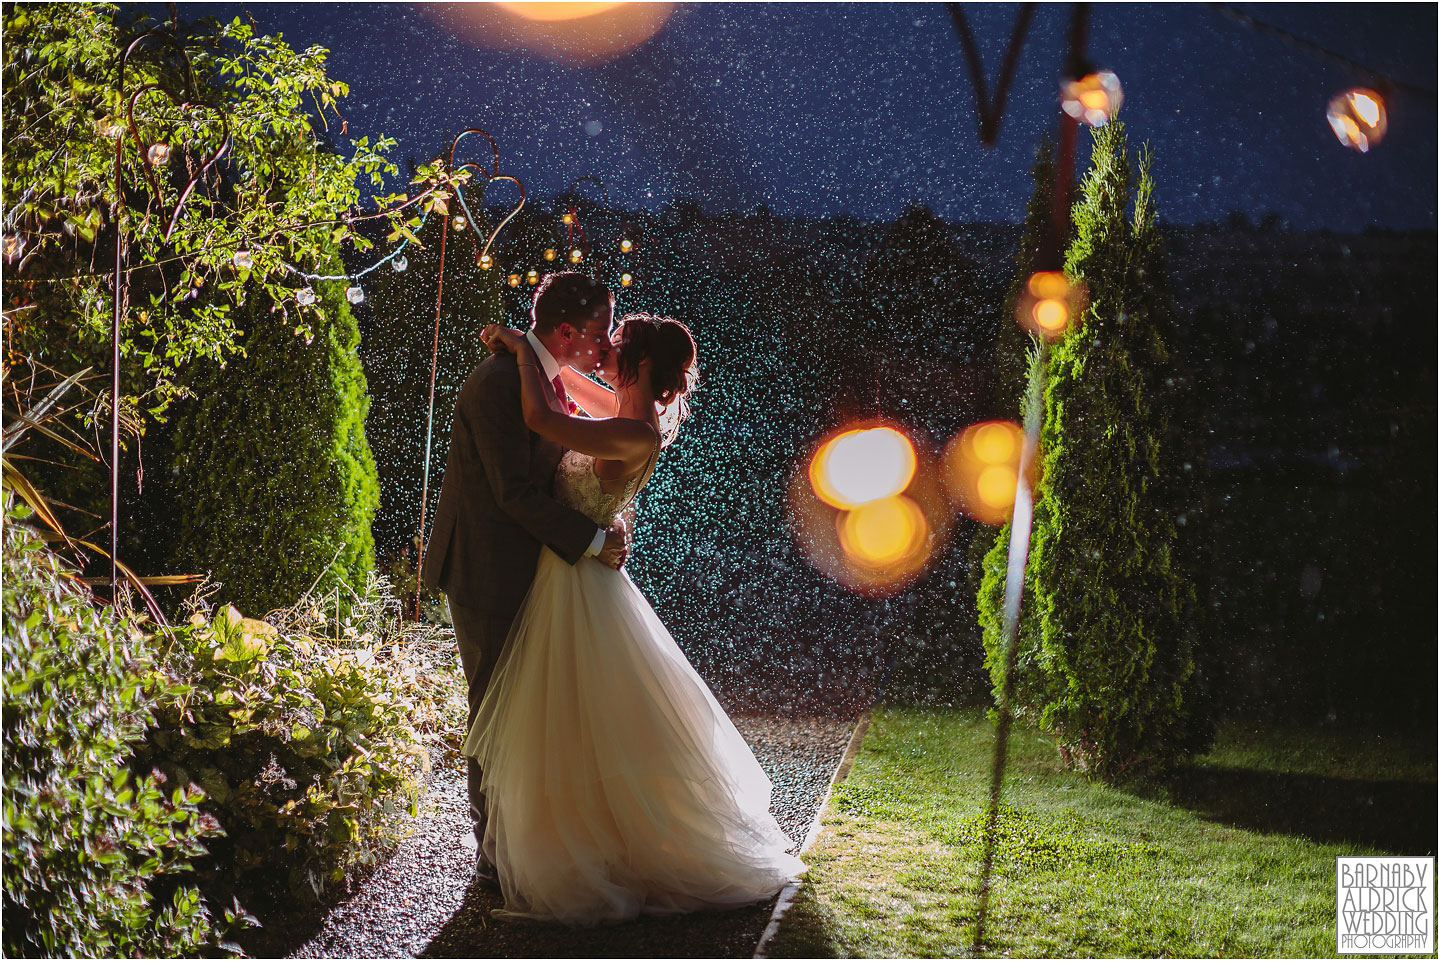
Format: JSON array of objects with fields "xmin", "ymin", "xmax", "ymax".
[{"xmin": 599, "ymin": 524, "xmax": 629, "ymax": 570}]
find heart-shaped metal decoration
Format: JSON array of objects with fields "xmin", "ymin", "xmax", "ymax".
[
  {"xmin": 125, "ymin": 84, "xmax": 232, "ymax": 243},
  {"xmin": 447, "ymin": 129, "xmax": 526, "ymax": 267}
]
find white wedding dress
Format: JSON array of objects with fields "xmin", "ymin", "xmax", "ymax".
[{"xmin": 462, "ymin": 446, "xmax": 805, "ymax": 926}]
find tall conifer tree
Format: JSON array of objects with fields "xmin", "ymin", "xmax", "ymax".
[{"xmin": 978, "ymin": 123, "xmax": 1213, "ymax": 779}]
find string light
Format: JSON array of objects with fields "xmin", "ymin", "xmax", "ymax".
[
  {"xmin": 453, "ymin": 215, "xmax": 467, "ymax": 230},
  {"xmin": 1061, "ymin": 70, "xmax": 1123, "ymax": 126},
  {"xmin": 620, "ymin": 272, "xmax": 633, "ymax": 287},
  {"xmin": 562, "ymin": 212, "xmax": 574, "ymax": 225},
  {"xmin": 526, "ymin": 268, "xmax": 539, "ymax": 284},
  {"xmin": 478, "ymin": 253, "xmax": 493, "ymax": 269},
  {"xmin": 231, "ymin": 250, "xmax": 253, "ymax": 269},
  {"xmin": 392, "ymin": 255, "xmax": 408, "ymax": 272},
  {"xmin": 345, "ymin": 285, "xmax": 365, "ymax": 304},
  {"xmin": 836, "ymin": 495, "xmax": 929, "ymax": 569},
  {"xmin": 508, "ymin": 273, "xmax": 521, "ymax": 286},
  {"xmin": 147, "ymin": 143, "xmax": 171, "ymax": 165},
  {"xmin": 544, "ymin": 248, "xmax": 558, "ymax": 261},
  {"xmin": 296, "ymin": 287, "xmax": 317, "ymax": 306},
  {"xmin": 569, "ymin": 247, "xmax": 583, "ymax": 264},
  {"xmin": 619, "ymin": 237, "xmax": 634, "ymax": 253},
  {"xmin": 1327, "ymin": 88, "xmax": 1387, "ymax": 152}
]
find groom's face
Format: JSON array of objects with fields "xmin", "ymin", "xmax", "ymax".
[{"xmin": 564, "ymin": 304, "xmax": 615, "ymax": 373}]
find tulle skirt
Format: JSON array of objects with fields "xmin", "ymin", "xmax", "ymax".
[{"xmin": 461, "ymin": 548, "xmax": 805, "ymax": 926}]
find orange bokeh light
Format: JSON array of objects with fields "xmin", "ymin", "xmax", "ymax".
[
  {"xmin": 809, "ymin": 425, "xmax": 917, "ymax": 510},
  {"xmin": 836, "ymin": 495, "xmax": 929, "ymax": 570},
  {"xmin": 944, "ymin": 420, "xmax": 1028, "ymax": 526},
  {"xmin": 1015, "ymin": 270, "xmax": 1085, "ymax": 339},
  {"xmin": 435, "ymin": 2, "xmax": 677, "ymax": 65}
]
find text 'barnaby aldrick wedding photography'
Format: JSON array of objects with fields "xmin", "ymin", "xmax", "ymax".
[{"xmin": 1337, "ymin": 857, "xmax": 1435, "ymax": 955}]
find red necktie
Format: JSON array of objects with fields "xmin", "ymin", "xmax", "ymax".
[{"xmin": 552, "ymin": 375, "xmax": 577, "ymax": 415}]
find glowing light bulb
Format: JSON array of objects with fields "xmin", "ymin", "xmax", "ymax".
[
  {"xmin": 569, "ymin": 248, "xmax": 583, "ymax": 264},
  {"xmin": 453, "ymin": 216, "xmax": 467, "ymax": 230},
  {"xmin": 809, "ymin": 426, "xmax": 917, "ymax": 510},
  {"xmin": 296, "ymin": 287, "xmax": 317, "ymax": 306},
  {"xmin": 479, "ymin": 253, "xmax": 493, "ymax": 270},
  {"xmin": 147, "ymin": 143, "xmax": 171, "ymax": 165},
  {"xmin": 544, "ymin": 248, "xmax": 558, "ymax": 261},
  {"xmin": 619, "ymin": 237, "xmax": 634, "ymax": 253},
  {"xmin": 232, "ymin": 250, "xmax": 253, "ymax": 270},
  {"xmin": 1327, "ymin": 88, "xmax": 1387, "ymax": 153},
  {"xmin": 392, "ymin": 255, "xmax": 408, "ymax": 272},
  {"xmin": 526, "ymin": 269, "xmax": 539, "ymax": 285},
  {"xmin": 346, "ymin": 285, "xmax": 364, "ymax": 304},
  {"xmin": 562, "ymin": 212, "xmax": 574, "ymax": 225},
  {"xmin": 1061, "ymin": 70, "xmax": 1123, "ymax": 127},
  {"xmin": 508, "ymin": 273, "xmax": 521, "ymax": 287},
  {"xmin": 620, "ymin": 272, "xmax": 633, "ymax": 287}
]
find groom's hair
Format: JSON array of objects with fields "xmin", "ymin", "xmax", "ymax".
[{"xmin": 531, "ymin": 272, "xmax": 614, "ymax": 334}]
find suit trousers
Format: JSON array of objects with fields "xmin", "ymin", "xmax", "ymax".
[{"xmin": 447, "ymin": 597, "xmax": 516, "ymax": 857}]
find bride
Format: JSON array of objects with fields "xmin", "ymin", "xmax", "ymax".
[{"xmin": 464, "ymin": 314, "xmax": 804, "ymax": 926}]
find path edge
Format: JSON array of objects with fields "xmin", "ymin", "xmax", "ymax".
[{"xmin": 752, "ymin": 709, "xmax": 873, "ymax": 959}]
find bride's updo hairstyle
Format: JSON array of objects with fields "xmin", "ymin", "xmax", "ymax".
[{"xmin": 614, "ymin": 313, "xmax": 698, "ymax": 443}]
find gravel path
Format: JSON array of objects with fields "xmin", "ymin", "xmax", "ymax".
[{"xmin": 285, "ymin": 714, "xmax": 854, "ymax": 959}]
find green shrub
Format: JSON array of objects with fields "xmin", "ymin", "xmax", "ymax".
[
  {"xmin": 978, "ymin": 124, "xmax": 1213, "ymax": 781},
  {"xmin": 1, "ymin": 501, "xmax": 235, "ymax": 958},
  {"xmin": 170, "ymin": 260, "xmax": 380, "ymax": 618},
  {"xmin": 137, "ymin": 572, "xmax": 442, "ymax": 908}
]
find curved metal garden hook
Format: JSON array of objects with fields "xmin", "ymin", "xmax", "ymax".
[
  {"xmin": 109, "ymin": 26, "xmax": 230, "ymax": 609},
  {"xmin": 414, "ymin": 129, "xmax": 525, "ymax": 619}
]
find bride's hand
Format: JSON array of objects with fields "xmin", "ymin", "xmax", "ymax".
[{"xmin": 481, "ymin": 324, "xmax": 528, "ymax": 355}]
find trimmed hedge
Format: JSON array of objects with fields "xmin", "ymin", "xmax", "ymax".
[{"xmin": 172, "ymin": 259, "xmax": 379, "ymax": 618}]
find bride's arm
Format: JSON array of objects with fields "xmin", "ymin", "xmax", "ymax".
[
  {"xmin": 560, "ymin": 367, "xmax": 618, "ymax": 418},
  {"xmin": 483, "ymin": 325, "xmax": 652, "ymax": 463}
]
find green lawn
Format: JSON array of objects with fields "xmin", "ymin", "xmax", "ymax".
[{"xmin": 766, "ymin": 706, "xmax": 1436, "ymax": 958}]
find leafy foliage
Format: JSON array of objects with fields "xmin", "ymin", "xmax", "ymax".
[
  {"xmin": 2, "ymin": 3, "xmax": 397, "ymax": 419},
  {"xmin": 1, "ymin": 500, "xmax": 240, "ymax": 958},
  {"xmin": 978, "ymin": 124, "xmax": 1214, "ymax": 780},
  {"xmin": 136, "ymin": 573, "xmax": 446, "ymax": 908}
]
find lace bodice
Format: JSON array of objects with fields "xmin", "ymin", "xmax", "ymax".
[{"xmin": 554, "ymin": 449, "xmax": 654, "ymax": 527}]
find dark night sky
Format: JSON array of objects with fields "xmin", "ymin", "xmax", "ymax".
[{"xmin": 194, "ymin": 2, "xmax": 1436, "ymax": 232}]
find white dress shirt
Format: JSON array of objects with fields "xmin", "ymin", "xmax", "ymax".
[{"xmin": 525, "ymin": 330, "xmax": 607, "ymax": 558}]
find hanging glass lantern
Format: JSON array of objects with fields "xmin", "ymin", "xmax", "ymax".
[
  {"xmin": 147, "ymin": 143, "xmax": 171, "ymax": 165},
  {"xmin": 544, "ymin": 248, "xmax": 558, "ymax": 261},
  {"xmin": 479, "ymin": 253, "xmax": 493, "ymax": 270},
  {"xmin": 232, "ymin": 250, "xmax": 254, "ymax": 270},
  {"xmin": 1061, "ymin": 70, "xmax": 1123, "ymax": 127},
  {"xmin": 345, "ymin": 286, "xmax": 365, "ymax": 304},
  {"xmin": 508, "ymin": 273, "xmax": 521, "ymax": 287},
  {"xmin": 619, "ymin": 237, "xmax": 634, "ymax": 253},
  {"xmin": 1327, "ymin": 88, "xmax": 1387, "ymax": 153},
  {"xmin": 296, "ymin": 287, "xmax": 317, "ymax": 306},
  {"xmin": 568, "ymin": 248, "xmax": 583, "ymax": 264},
  {"xmin": 620, "ymin": 272, "xmax": 634, "ymax": 287},
  {"xmin": 392, "ymin": 255, "xmax": 408, "ymax": 272},
  {"xmin": 526, "ymin": 269, "xmax": 540, "ymax": 285}
]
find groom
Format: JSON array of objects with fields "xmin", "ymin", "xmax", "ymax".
[{"xmin": 420, "ymin": 271, "xmax": 626, "ymax": 885}]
